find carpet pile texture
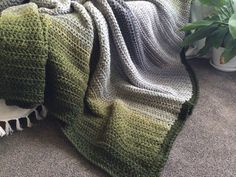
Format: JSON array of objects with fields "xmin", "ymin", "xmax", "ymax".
[{"xmin": 1, "ymin": 60, "xmax": 235, "ymax": 177}]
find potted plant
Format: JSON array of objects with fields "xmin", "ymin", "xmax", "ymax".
[{"xmin": 182, "ymin": 0, "xmax": 236, "ymax": 72}]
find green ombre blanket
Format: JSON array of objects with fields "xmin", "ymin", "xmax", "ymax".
[{"xmin": 0, "ymin": 0, "xmax": 197, "ymax": 176}]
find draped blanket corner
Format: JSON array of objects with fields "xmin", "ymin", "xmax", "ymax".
[{"xmin": 0, "ymin": 0, "xmax": 198, "ymax": 176}]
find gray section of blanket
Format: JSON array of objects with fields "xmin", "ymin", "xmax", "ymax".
[
  {"xmin": 0, "ymin": 0, "xmax": 26, "ymax": 11},
  {"xmin": 0, "ymin": 59, "xmax": 235, "ymax": 177}
]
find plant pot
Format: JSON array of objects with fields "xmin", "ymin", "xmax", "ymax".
[{"xmin": 210, "ymin": 47, "xmax": 236, "ymax": 72}]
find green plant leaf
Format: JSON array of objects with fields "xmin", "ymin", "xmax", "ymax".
[
  {"xmin": 221, "ymin": 33, "xmax": 236, "ymax": 63},
  {"xmin": 209, "ymin": 27, "xmax": 228, "ymax": 48},
  {"xmin": 222, "ymin": 42, "xmax": 236, "ymax": 63},
  {"xmin": 181, "ymin": 20, "xmax": 214, "ymax": 32},
  {"xmin": 199, "ymin": 0, "xmax": 227, "ymax": 8},
  {"xmin": 198, "ymin": 0, "xmax": 235, "ymax": 22},
  {"xmin": 198, "ymin": 27, "xmax": 228, "ymax": 55},
  {"xmin": 223, "ymin": 32, "xmax": 234, "ymax": 47},
  {"xmin": 182, "ymin": 25, "xmax": 218, "ymax": 46},
  {"xmin": 229, "ymin": 13, "xmax": 236, "ymax": 39}
]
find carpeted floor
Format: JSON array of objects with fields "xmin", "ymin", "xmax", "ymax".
[{"xmin": 0, "ymin": 59, "xmax": 236, "ymax": 177}]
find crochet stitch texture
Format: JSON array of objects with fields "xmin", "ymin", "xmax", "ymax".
[{"xmin": 0, "ymin": 0, "xmax": 197, "ymax": 176}]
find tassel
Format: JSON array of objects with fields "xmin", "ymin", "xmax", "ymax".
[
  {"xmin": 16, "ymin": 118, "xmax": 23, "ymax": 131},
  {"xmin": 0, "ymin": 126, "xmax": 6, "ymax": 137},
  {"xmin": 0, "ymin": 105, "xmax": 47, "ymax": 138},
  {"xmin": 35, "ymin": 109, "xmax": 43, "ymax": 120},
  {"xmin": 5, "ymin": 121, "xmax": 13, "ymax": 135},
  {"xmin": 40, "ymin": 105, "xmax": 47, "ymax": 118},
  {"xmin": 26, "ymin": 116, "xmax": 33, "ymax": 128}
]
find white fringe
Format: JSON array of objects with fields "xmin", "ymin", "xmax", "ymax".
[
  {"xmin": 0, "ymin": 126, "xmax": 6, "ymax": 137},
  {"xmin": 26, "ymin": 116, "xmax": 33, "ymax": 128},
  {"xmin": 34, "ymin": 105, "xmax": 48, "ymax": 120},
  {"xmin": 34, "ymin": 109, "xmax": 43, "ymax": 120},
  {"xmin": 40, "ymin": 105, "xmax": 47, "ymax": 118},
  {"xmin": 0, "ymin": 105, "xmax": 47, "ymax": 137},
  {"xmin": 5, "ymin": 121, "xmax": 13, "ymax": 136},
  {"xmin": 16, "ymin": 118, "xmax": 23, "ymax": 131}
]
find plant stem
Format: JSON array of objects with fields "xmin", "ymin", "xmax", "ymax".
[{"xmin": 216, "ymin": 21, "xmax": 228, "ymax": 25}]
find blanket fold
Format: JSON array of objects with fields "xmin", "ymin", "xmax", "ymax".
[{"xmin": 0, "ymin": 0, "xmax": 197, "ymax": 176}]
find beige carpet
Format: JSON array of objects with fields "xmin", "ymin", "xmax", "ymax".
[{"xmin": 0, "ymin": 59, "xmax": 236, "ymax": 177}]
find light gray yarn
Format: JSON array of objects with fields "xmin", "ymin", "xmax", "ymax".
[
  {"xmin": 0, "ymin": 0, "xmax": 26, "ymax": 11},
  {"xmin": 85, "ymin": 0, "xmax": 193, "ymax": 125}
]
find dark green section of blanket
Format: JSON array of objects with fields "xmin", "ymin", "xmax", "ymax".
[{"xmin": 0, "ymin": 3, "xmax": 48, "ymax": 108}]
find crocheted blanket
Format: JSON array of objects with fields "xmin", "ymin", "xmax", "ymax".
[{"xmin": 0, "ymin": 0, "xmax": 197, "ymax": 176}]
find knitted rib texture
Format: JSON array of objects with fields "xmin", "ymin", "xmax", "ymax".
[
  {"xmin": 0, "ymin": 0, "xmax": 196, "ymax": 177},
  {"xmin": 0, "ymin": 0, "xmax": 26, "ymax": 11},
  {"xmin": 0, "ymin": 3, "xmax": 48, "ymax": 108}
]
